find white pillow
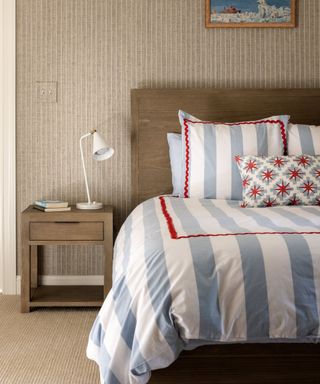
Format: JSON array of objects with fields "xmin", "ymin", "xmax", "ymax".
[
  {"xmin": 287, "ymin": 124, "xmax": 320, "ymax": 155},
  {"xmin": 167, "ymin": 133, "xmax": 183, "ymax": 196},
  {"xmin": 179, "ymin": 111, "xmax": 289, "ymax": 199}
]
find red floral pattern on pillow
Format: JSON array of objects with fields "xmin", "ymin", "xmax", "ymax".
[{"xmin": 236, "ymin": 155, "xmax": 320, "ymax": 207}]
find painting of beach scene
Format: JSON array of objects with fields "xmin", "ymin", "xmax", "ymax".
[{"xmin": 206, "ymin": 0, "xmax": 296, "ymax": 28}]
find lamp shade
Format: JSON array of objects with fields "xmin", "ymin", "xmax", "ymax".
[{"xmin": 92, "ymin": 131, "xmax": 114, "ymax": 161}]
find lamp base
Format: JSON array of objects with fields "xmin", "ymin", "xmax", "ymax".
[{"xmin": 76, "ymin": 202, "xmax": 103, "ymax": 210}]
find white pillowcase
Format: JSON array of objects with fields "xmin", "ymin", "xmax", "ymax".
[
  {"xmin": 287, "ymin": 124, "xmax": 320, "ymax": 155},
  {"xmin": 179, "ymin": 111, "xmax": 289, "ymax": 199},
  {"xmin": 167, "ymin": 133, "xmax": 183, "ymax": 196}
]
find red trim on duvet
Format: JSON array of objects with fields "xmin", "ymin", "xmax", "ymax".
[
  {"xmin": 159, "ymin": 195, "xmax": 178, "ymax": 239},
  {"xmin": 159, "ymin": 196, "xmax": 320, "ymax": 240},
  {"xmin": 183, "ymin": 118, "xmax": 287, "ymax": 198}
]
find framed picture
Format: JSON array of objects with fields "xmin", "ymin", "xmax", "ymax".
[{"xmin": 206, "ymin": 0, "xmax": 296, "ymax": 28}]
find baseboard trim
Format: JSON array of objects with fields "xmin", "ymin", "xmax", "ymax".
[{"xmin": 16, "ymin": 275, "xmax": 104, "ymax": 295}]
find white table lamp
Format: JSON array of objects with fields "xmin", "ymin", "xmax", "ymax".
[{"xmin": 76, "ymin": 130, "xmax": 114, "ymax": 210}]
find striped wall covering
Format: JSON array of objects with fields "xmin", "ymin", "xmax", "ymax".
[{"xmin": 16, "ymin": 0, "xmax": 320, "ymax": 275}]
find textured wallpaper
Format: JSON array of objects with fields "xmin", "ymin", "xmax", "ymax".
[{"xmin": 16, "ymin": 0, "xmax": 320, "ymax": 275}]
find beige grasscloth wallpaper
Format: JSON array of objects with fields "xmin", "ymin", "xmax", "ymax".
[{"xmin": 17, "ymin": 0, "xmax": 320, "ymax": 276}]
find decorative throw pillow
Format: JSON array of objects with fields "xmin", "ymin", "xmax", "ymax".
[
  {"xmin": 167, "ymin": 133, "xmax": 183, "ymax": 196},
  {"xmin": 179, "ymin": 110, "xmax": 289, "ymax": 199},
  {"xmin": 236, "ymin": 154, "xmax": 320, "ymax": 207},
  {"xmin": 287, "ymin": 124, "xmax": 320, "ymax": 155}
]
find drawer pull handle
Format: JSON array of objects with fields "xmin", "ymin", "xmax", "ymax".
[{"xmin": 54, "ymin": 221, "xmax": 80, "ymax": 224}]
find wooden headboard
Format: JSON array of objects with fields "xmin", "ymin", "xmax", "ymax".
[{"xmin": 131, "ymin": 89, "xmax": 320, "ymax": 206}]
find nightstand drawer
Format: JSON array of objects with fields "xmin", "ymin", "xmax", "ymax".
[{"xmin": 29, "ymin": 221, "xmax": 104, "ymax": 241}]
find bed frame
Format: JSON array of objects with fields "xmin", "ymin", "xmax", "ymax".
[{"xmin": 131, "ymin": 89, "xmax": 320, "ymax": 383}]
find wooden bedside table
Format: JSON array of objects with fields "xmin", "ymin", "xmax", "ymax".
[{"xmin": 21, "ymin": 205, "xmax": 113, "ymax": 313}]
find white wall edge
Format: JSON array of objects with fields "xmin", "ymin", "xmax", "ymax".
[
  {"xmin": 1, "ymin": 0, "xmax": 16, "ymax": 294},
  {"xmin": 0, "ymin": 0, "xmax": 3, "ymax": 296},
  {"xmin": 16, "ymin": 275, "xmax": 104, "ymax": 295}
]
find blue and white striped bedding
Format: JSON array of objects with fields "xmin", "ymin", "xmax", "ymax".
[
  {"xmin": 87, "ymin": 196, "xmax": 320, "ymax": 384},
  {"xmin": 288, "ymin": 124, "xmax": 320, "ymax": 155}
]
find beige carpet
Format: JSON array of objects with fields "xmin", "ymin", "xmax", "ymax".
[{"xmin": 0, "ymin": 295, "xmax": 100, "ymax": 384}]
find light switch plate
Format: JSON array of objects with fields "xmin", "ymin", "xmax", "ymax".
[{"xmin": 36, "ymin": 81, "xmax": 58, "ymax": 103}]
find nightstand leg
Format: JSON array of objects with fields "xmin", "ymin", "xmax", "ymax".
[
  {"xmin": 104, "ymin": 256, "xmax": 112, "ymax": 298},
  {"xmin": 30, "ymin": 245, "xmax": 39, "ymax": 289},
  {"xmin": 21, "ymin": 244, "xmax": 31, "ymax": 313}
]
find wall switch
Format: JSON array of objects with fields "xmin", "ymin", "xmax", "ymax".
[{"xmin": 36, "ymin": 81, "xmax": 58, "ymax": 103}]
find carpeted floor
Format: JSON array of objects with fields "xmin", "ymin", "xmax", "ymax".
[{"xmin": 0, "ymin": 295, "xmax": 100, "ymax": 384}]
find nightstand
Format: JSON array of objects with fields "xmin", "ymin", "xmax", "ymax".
[{"xmin": 21, "ymin": 205, "xmax": 113, "ymax": 313}]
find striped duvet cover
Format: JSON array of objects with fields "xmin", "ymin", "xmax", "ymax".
[{"xmin": 87, "ymin": 196, "xmax": 320, "ymax": 384}]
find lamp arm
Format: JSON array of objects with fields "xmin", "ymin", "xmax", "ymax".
[{"xmin": 79, "ymin": 132, "xmax": 92, "ymax": 204}]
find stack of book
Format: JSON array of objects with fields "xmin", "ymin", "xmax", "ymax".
[{"xmin": 33, "ymin": 200, "xmax": 71, "ymax": 212}]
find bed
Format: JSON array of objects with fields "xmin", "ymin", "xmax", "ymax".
[{"xmin": 88, "ymin": 89, "xmax": 320, "ymax": 384}]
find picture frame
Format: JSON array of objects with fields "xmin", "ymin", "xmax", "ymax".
[{"xmin": 206, "ymin": 0, "xmax": 296, "ymax": 28}]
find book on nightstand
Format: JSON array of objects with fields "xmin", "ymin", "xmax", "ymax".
[
  {"xmin": 33, "ymin": 200, "xmax": 70, "ymax": 212},
  {"xmin": 34, "ymin": 200, "xmax": 69, "ymax": 209},
  {"xmin": 33, "ymin": 205, "xmax": 71, "ymax": 212}
]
